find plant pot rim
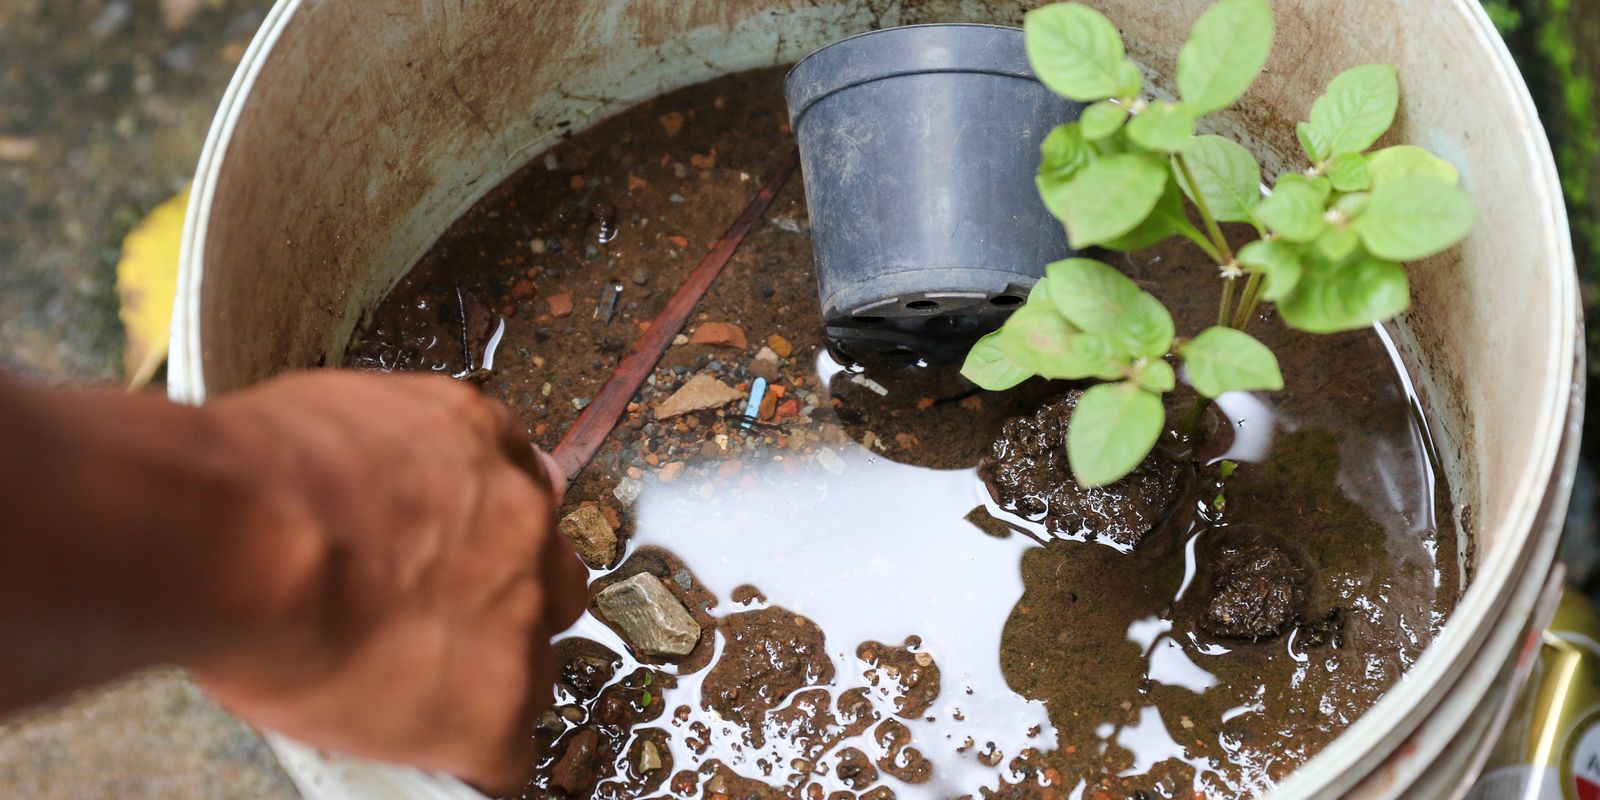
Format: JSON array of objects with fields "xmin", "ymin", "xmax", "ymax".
[{"xmin": 785, "ymin": 23, "xmax": 1033, "ymax": 125}]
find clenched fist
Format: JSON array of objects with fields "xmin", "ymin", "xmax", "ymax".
[{"xmin": 0, "ymin": 370, "xmax": 587, "ymax": 793}]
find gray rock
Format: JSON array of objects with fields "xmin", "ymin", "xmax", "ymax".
[
  {"xmin": 557, "ymin": 504, "xmax": 618, "ymax": 568},
  {"xmin": 595, "ymin": 573, "xmax": 702, "ymax": 657},
  {"xmin": 613, "ymin": 477, "xmax": 643, "ymax": 506}
]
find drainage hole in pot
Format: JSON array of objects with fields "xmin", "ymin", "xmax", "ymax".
[
  {"xmin": 906, "ymin": 299, "xmax": 940, "ymax": 312},
  {"xmin": 991, "ymin": 294, "xmax": 1024, "ymax": 307},
  {"xmin": 851, "ymin": 315, "xmax": 886, "ymax": 324}
]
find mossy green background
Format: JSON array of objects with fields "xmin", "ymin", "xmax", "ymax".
[{"xmin": 1487, "ymin": 0, "xmax": 1600, "ymax": 380}]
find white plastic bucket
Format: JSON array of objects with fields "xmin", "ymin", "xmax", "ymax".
[{"xmin": 170, "ymin": 1, "xmax": 1582, "ymax": 797}]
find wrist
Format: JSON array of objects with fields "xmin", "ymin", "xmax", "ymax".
[{"xmin": 0, "ymin": 377, "xmax": 327, "ymax": 705}]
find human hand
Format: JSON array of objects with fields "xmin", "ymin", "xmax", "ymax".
[{"xmin": 187, "ymin": 371, "xmax": 586, "ymax": 792}]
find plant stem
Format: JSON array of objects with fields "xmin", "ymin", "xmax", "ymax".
[
  {"xmin": 1181, "ymin": 396, "xmax": 1210, "ymax": 440},
  {"xmin": 1173, "ymin": 154, "xmax": 1235, "ymax": 264},
  {"xmin": 1217, "ymin": 277, "xmax": 1236, "ymax": 327},
  {"xmin": 1178, "ymin": 225, "xmax": 1225, "ymax": 263},
  {"xmin": 1174, "ymin": 153, "xmax": 1242, "ymax": 332},
  {"xmin": 1231, "ymin": 273, "xmax": 1264, "ymax": 330}
]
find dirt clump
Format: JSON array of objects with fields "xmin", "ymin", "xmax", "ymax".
[
  {"xmin": 856, "ymin": 639, "xmax": 941, "ymax": 719},
  {"xmin": 1201, "ymin": 541, "xmax": 1307, "ymax": 641},
  {"xmin": 981, "ymin": 392, "xmax": 1183, "ymax": 549},
  {"xmin": 702, "ymin": 607, "xmax": 834, "ymax": 746}
]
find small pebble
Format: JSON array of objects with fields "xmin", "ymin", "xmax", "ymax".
[
  {"xmin": 584, "ymin": 244, "xmax": 601, "ymax": 260},
  {"xmin": 631, "ymin": 267, "xmax": 650, "ymax": 285},
  {"xmin": 573, "ymin": 397, "xmax": 592, "ymax": 411},
  {"xmin": 674, "ymin": 569, "xmax": 693, "ymax": 590},
  {"xmin": 669, "ymin": 193, "xmax": 685, "ymax": 204},
  {"xmin": 613, "ymin": 477, "xmax": 643, "ymax": 505},
  {"xmin": 673, "ymin": 334, "xmax": 690, "ymax": 346},
  {"xmin": 816, "ymin": 448, "xmax": 847, "ymax": 476},
  {"xmin": 770, "ymin": 216, "xmax": 805, "ymax": 235},
  {"xmin": 529, "ymin": 238, "xmax": 547, "ymax": 254}
]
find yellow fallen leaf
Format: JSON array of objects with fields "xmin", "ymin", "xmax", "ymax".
[{"xmin": 116, "ymin": 186, "xmax": 189, "ymax": 390}]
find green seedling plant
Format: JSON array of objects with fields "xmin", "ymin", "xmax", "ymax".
[{"xmin": 961, "ymin": 0, "xmax": 1474, "ymax": 488}]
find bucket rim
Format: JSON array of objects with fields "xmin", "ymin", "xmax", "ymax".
[
  {"xmin": 1268, "ymin": 0, "xmax": 1580, "ymax": 793},
  {"xmin": 170, "ymin": 2, "xmax": 1583, "ymax": 797}
]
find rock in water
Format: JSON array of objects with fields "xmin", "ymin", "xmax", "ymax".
[
  {"xmin": 1201, "ymin": 539, "xmax": 1307, "ymax": 641},
  {"xmin": 654, "ymin": 373, "xmax": 742, "ymax": 419},
  {"xmin": 638, "ymin": 740, "xmax": 664, "ymax": 772},
  {"xmin": 550, "ymin": 729, "xmax": 600, "ymax": 794},
  {"xmin": 596, "ymin": 573, "xmax": 702, "ymax": 656},
  {"xmin": 558, "ymin": 504, "xmax": 618, "ymax": 568},
  {"xmin": 980, "ymin": 392, "xmax": 1181, "ymax": 549}
]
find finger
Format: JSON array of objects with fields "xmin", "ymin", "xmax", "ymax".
[
  {"xmin": 534, "ymin": 448, "xmax": 567, "ymax": 505},
  {"xmin": 540, "ymin": 526, "xmax": 589, "ymax": 633},
  {"xmin": 463, "ymin": 622, "xmax": 556, "ymax": 795}
]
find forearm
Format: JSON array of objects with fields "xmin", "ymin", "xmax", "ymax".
[{"xmin": 0, "ymin": 375, "xmax": 317, "ymax": 712}]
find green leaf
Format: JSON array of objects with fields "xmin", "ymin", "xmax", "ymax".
[
  {"xmin": 1327, "ymin": 152, "xmax": 1372, "ymax": 192},
  {"xmin": 1046, "ymin": 258, "xmax": 1175, "ymax": 358},
  {"xmin": 1256, "ymin": 176, "xmax": 1327, "ymax": 242},
  {"xmin": 1306, "ymin": 64, "xmax": 1400, "ymax": 158},
  {"xmin": 1178, "ymin": 135, "xmax": 1263, "ymax": 224},
  {"xmin": 962, "ymin": 331, "xmax": 1033, "ymax": 391},
  {"xmin": 1036, "ymin": 125, "xmax": 1096, "ymax": 223},
  {"xmin": 1028, "ymin": 276, "xmax": 1053, "ymax": 303},
  {"xmin": 1175, "ymin": 0, "xmax": 1275, "ymax": 115},
  {"xmin": 1278, "ymin": 251, "xmax": 1410, "ymax": 333},
  {"xmin": 1114, "ymin": 60, "xmax": 1145, "ymax": 98},
  {"xmin": 1101, "ymin": 176, "xmax": 1194, "ymax": 252},
  {"xmin": 1135, "ymin": 359, "xmax": 1176, "ymax": 393},
  {"xmin": 1025, "ymin": 4, "xmax": 1132, "ymax": 102},
  {"xmin": 641, "ymin": 689, "xmax": 653, "ymax": 706},
  {"xmin": 1355, "ymin": 176, "xmax": 1475, "ymax": 260},
  {"xmin": 1297, "ymin": 122, "xmax": 1330, "ymax": 163},
  {"xmin": 1126, "ymin": 102, "xmax": 1197, "ymax": 152},
  {"xmin": 1039, "ymin": 123, "xmax": 1095, "ymax": 182},
  {"xmin": 1180, "ymin": 326, "xmax": 1284, "ymax": 398},
  {"xmin": 1367, "ymin": 145, "xmax": 1460, "ymax": 187},
  {"xmin": 1082, "ymin": 101, "xmax": 1130, "ymax": 140},
  {"xmin": 1237, "ymin": 239, "xmax": 1303, "ymax": 301},
  {"xmin": 1067, "ymin": 382, "xmax": 1165, "ymax": 487},
  {"xmin": 1303, "ymin": 174, "xmax": 1334, "ymax": 202},
  {"xmin": 1050, "ymin": 153, "xmax": 1170, "ymax": 247},
  {"xmin": 998, "ymin": 303, "xmax": 1124, "ymax": 380},
  {"xmin": 1315, "ymin": 226, "xmax": 1361, "ymax": 260}
]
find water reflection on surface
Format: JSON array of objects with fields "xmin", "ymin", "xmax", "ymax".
[{"xmin": 567, "ymin": 446, "xmax": 1054, "ymax": 796}]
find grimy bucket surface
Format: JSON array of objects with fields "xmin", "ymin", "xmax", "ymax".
[
  {"xmin": 172, "ymin": 2, "xmax": 1581, "ymax": 798},
  {"xmin": 784, "ymin": 24, "xmax": 1079, "ymax": 362}
]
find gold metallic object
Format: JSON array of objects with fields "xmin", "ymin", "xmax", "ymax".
[{"xmin": 1471, "ymin": 592, "xmax": 1600, "ymax": 800}]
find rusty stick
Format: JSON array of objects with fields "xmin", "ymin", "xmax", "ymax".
[{"xmin": 552, "ymin": 147, "xmax": 800, "ymax": 481}]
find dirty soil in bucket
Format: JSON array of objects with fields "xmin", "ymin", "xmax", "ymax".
[{"xmin": 346, "ymin": 67, "xmax": 1462, "ymax": 800}]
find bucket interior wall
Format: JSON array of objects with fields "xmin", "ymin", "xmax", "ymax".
[{"xmin": 178, "ymin": 0, "xmax": 1575, "ymax": 796}]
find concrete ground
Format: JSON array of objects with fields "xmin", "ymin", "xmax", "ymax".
[{"xmin": 0, "ymin": 1, "xmax": 1595, "ymax": 799}]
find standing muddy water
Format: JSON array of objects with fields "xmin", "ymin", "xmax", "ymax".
[{"xmin": 345, "ymin": 67, "xmax": 1461, "ymax": 799}]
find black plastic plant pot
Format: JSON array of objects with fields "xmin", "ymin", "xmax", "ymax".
[{"xmin": 784, "ymin": 24, "xmax": 1082, "ymax": 364}]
